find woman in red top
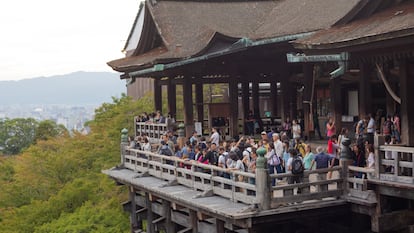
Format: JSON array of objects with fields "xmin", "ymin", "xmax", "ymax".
[{"xmin": 326, "ymin": 117, "xmax": 336, "ymax": 138}]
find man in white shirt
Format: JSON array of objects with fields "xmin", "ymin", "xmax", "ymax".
[
  {"xmin": 366, "ymin": 114, "xmax": 376, "ymax": 145},
  {"xmin": 272, "ymin": 133, "xmax": 284, "ymax": 174},
  {"xmin": 292, "ymin": 119, "xmax": 301, "ymax": 140},
  {"xmin": 210, "ymin": 127, "xmax": 220, "ymax": 146}
]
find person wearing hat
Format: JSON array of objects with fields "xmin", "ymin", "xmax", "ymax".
[{"xmin": 260, "ymin": 131, "xmax": 268, "ymax": 141}]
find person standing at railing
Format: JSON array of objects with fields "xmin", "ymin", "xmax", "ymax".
[
  {"xmin": 392, "ymin": 113, "xmax": 401, "ymax": 143},
  {"xmin": 141, "ymin": 137, "xmax": 151, "ymax": 152},
  {"xmin": 205, "ymin": 142, "xmax": 219, "ymax": 166},
  {"xmin": 189, "ymin": 130, "xmax": 198, "ymax": 145},
  {"xmin": 218, "ymin": 146, "xmax": 230, "ymax": 178},
  {"xmin": 303, "ymin": 144, "xmax": 314, "ymax": 170},
  {"xmin": 246, "ymin": 147, "xmax": 257, "ymax": 184},
  {"xmin": 286, "ymin": 148, "xmax": 304, "ymax": 193},
  {"xmin": 310, "ymin": 146, "xmax": 334, "ymax": 191},
  {"xmin": 351, "ymin": 143, "xmax": 366, "ymax": 178},
  {"xmin": 366, "ymin": 144, "xmax": 375, "ymax": 170},
  {"xmin": 310, "ymin": 146, "xmax": 335, "ymax": 170},
  {"xmin": 272, "ymin": 133, "xmax": 284, "ymax": 175},
  {"xmin": 266, "ymin": 142, "xmax": 280, "ymax": 186},
  {"xmin": 227, "ymin": 151, "xmax": 245, "ymax": 181},
  {"xmin": 282, "ymin": 141, "xmax": 290, "ymax": 173}
]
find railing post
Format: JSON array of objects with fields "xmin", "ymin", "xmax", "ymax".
[
  {"xmin": 255, "ymin": 148, "xmax": 270, "ymax": 210},
  {"xmin": 374, "ymin": 134, "xmax": 384, "ymax": 179},
  {"xmin": 340, "ymin": 137, "xmax": 353, "ymax": 196},
  {"xmin": 121, "ymin": 128, "xmax": 128, "ymax": 167}
]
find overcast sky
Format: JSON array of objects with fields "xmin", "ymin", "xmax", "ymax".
[{"xmin": 0, "ymin": 0, "xmax": 140, "ymax": 81}]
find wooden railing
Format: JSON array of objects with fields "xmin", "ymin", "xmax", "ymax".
[
  {"xmin": 123, "ymin": 148, "xmax": 345, "ymax": 208},
  {"xmin": 378, "ymin": 145, "xmax": 414, "ymax": 184},
  {"xmin": 346, "ymin": 165, "xmax": 376, "ymax": 205},
  {"xmin": 269, "ymin": 167, "xmax": 343, "ymax": 207},
  {"xmin": 135, "ymin": 118, "xmax": 170, "ymax": 143},
  {"xmin": 124, "ymin": 148, "xmax": 256, "ymax": 205}
]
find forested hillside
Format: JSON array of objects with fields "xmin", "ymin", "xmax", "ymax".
[{"xmin": 0, "ymin": 94, "xmax": 154, "ymax": 233}]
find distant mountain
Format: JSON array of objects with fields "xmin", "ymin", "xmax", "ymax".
[{"xmin": 0, "ymin": 71, "xmax": 126, "ymax": 105}]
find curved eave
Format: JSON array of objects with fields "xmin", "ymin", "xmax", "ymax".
[{"xmin": 294, "ymin": 28, "xmax": 414, "ymax": 51}]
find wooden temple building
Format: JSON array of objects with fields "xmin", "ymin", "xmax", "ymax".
[{"xmin": 105, "ymin": 0, "xmax": 414, "ymax": 232}]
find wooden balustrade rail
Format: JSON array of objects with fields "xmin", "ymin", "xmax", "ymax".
[
  {"xmin": 268, "ymin": 167, "xmax": 343, "ymax": 207},
  {"xmin": 134, "ymin": 118, "xmax": 170, "ymax": 143},
  {"xmin": 122, "ymin": 148, "xmax": 350, "ymax": 208},
  {"xmin": 378, "ymin": 145, "xmax": 414, "ymax": 184}
]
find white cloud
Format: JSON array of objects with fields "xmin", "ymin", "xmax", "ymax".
[{"xmin": 0, "ymin": 0, "xmax": 140, "ymax": 80}]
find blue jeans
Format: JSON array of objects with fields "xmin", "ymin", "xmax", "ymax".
[{"xmin": 268, "ymin": 165, "xmax": 277, "ymax": 186}]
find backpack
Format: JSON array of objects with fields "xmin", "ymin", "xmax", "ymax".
[
  {"xmin": 383, "ymin": 121, "xmax": 392, "ymax": 135},
  {"xmin": 291, "ymin": 155, "xmax": 304, "ymax": 175},
  {"xmin": 160, "ymin": 145, "xmax": 172, "ymax": 156},
  {"xmin": 211, "ymin": 151, "xmax": 219, "ymax": 166}
]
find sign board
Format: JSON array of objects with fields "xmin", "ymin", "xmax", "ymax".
[{"xmin": 194, "ymin": 122, "xmax": 202, "ymax": 136}]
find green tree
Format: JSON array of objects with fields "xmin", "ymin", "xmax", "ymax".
[
  {"xmin": 34, "ymin": 120, "xmax": 68, "ymax": 142},
  {"xmin": 0, "ymin": 118, "xmax": 38, "ymax": 155},
  {"xmin": 0, "ymin": 94, "xmax": 154, "ymax": 232}
]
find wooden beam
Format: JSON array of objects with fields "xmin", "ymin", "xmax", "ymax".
[{"xmin": 377, "ymin": 210, "xmax": 414, "ymax": 232}]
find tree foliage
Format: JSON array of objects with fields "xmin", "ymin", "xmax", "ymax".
[
  {"xmin": 0, "ymin": 118, "xmax": 68, "ymax": 155},
  {"xmin": 0, "ymin": 94, "xmax": 152, "ymax": 232}
]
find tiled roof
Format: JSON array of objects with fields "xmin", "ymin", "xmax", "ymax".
[
  {"xmin": 108, "ymin": 0, "xmax": 362, "ymax": 72},
  {"xmin": 294, "ymin": 1, "xmax": 414, "ymax": 50}
]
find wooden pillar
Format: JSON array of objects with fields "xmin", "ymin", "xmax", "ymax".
[
  {"xmin": 252, "ymin": 80, "xmax": 260, "ymax": 122},
  {"xmin": 167, "ymin": 78, "xmax": 176, "ymax": 118},
  {"xmin": 359, "ymin": 63, "xmax": 372, "ymax": 117},
  {"xmin": 163, "ymin": 200, "xmax": 175, "ymax": 233},
  {"xmin": 289, "ymin": 84, "xmax": 297, "ymax": 120},
  {"xmin": 242, "ymin": 81, "xmax": 250, "ymax": 134},
  {"xmin": 195, "ymin": 82, "xmax": 204, "ymax": 125},
  {"xmin": 216, "ymin": 219, "xmax": 225, "ymax": 233},
  {"xmin": 330, "ymin": 77, "xmax": 342, "ymax": 135},
  {"xmin": 183, "ymin": 77, "xmax": 195, "ymax": 139},
  {"xmin": 384, "ymin": 64, "xmax": 396, "ymax": 116},
  {"xmin": 145, "ymin": 193, "xmax": 155, "ymax": 233},
  {"xmin": 303, "ymin": 64, "xmax": 313, "ymax": 139},
  {"xmin": 130, "ymin": 187, "xmax": 139, "ymax": 232},
  {"xmin": 280, "ymin": 76, "xmax": 289, "ymax": 122},
  {"xmin": 400, "ymin": 59, "xmax": 414, "ymax": 146},
  {"xmin": 154, "ymin": 78, "xmax": 162, "ymax": 112},
  {"xmin": 189, "ymin": 209, "xmax": 198, "ymax": 233},
  {"xmin": 270, "ymin": 79, "xmax": 278, "ymax": 118},
  {"xmin": 229, "ymin": 78, "xmax": 239, "ymax": 137},
  {"xmin": 252, "ymin": 79, "xmax": 263, "ymax": 132}
]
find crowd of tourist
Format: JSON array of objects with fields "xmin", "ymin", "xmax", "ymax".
[{"xmin": 129, "ymin": 111, "xmax": 402, "ymax": 185}]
